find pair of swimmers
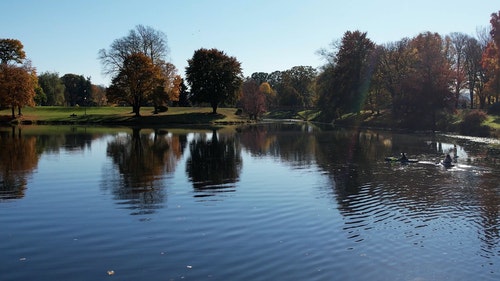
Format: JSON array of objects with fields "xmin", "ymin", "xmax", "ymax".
[{"xmin": 399, "ymin": 153, "xmax": 452, "ymax": 164}]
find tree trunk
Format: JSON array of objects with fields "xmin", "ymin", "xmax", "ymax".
[
  {"xmin": 133, "ymin": 104, "xmax": 141, "ymax": 117},
  {"xmin": 469, "ymin": 89, "xmax": 474, "ymax": 109},
  {"xmin": 211, "ymin": 102, "xmax": 218, "ymax": 114},
  {"xmin": 11, "ymin": 106, "xmax": 15, "ymax": 118},
  {"xmin": 133, "ymin": 95, "xmax": 141, "ymax": 117},
  {"xmin": 18, "ymin": 106, "xmax": 22, "ymax": 116},
  {"xmin": 479, "ymin": 97, "xmax": 486, "ymax": 109}
]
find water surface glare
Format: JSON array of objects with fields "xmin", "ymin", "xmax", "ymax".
[{"xmin": 0, "ymin": 124, "xmax": 499, "ymax": 280}]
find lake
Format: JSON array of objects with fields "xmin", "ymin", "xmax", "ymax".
[{"xmin": 1, "ymin": 123, "xmax": 499, "ymax": 281}]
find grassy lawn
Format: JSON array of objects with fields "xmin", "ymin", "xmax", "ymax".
[
  {"xmin": 483, "ymin": 115, "xmax": 500, "ymax": 137},
  {"xmin": 484, "ymin": 115, "xmax": 500, "ymax": 130},
  {"xmin": 263, "ymin": 108, "xmax": 321, "ymax": 121},
  {"xmin": 0, "ymin": 106, "xmax": 248, "ymax": 126}
]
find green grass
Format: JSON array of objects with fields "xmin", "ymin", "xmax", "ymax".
[
  {"xmin": 0, "ymin": 106, "xmax": 248, "ymax": 126},
  {"xmin": 263, "ymin": 108, "xmax": 321, "ymax": 121},
  {"xmin": 484, "ymin": 115, "xmax": 500, "ymax": 130}
]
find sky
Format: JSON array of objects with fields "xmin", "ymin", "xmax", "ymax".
[{"xmin": 1, "ymin": 0, "xmax": 499, "ymax": 86}]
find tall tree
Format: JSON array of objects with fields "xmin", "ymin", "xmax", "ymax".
[
  {"xmin": 177, "ymin": 78, "xmax": 191, "ymax": 107},
  {"xmin": 150, "ymin": 61, "xmax": 180, "ymax": 112},
  {"xmin": 91, "ymin": 84, "xmax": 107, "ymax": 106},
  {"xmin": 0, "ymin": 62, "xmax": 37, "ymax": 118},
  {"xmin": 185, "ymin": 48, "xmax": 243, "ymax": 113},
  {"xmin": 464, "ymin": 37, "xmax": 486, "ymax": 108},
  {"xmin": 98, "ymin": 25, "xmax": 169, "ymax": 76},
  {"xmin": 481, "ymin": 41, "xmax": 500, "ymax": 107},
  {"xmin": 38, "ymin": 72, "xmax": 65, "ymax": 105},
  {"xmin": 107, "ymin": 53, "xmax": 162, "ymax": 116},
  {"xmin": 280, "ymin": 66, "xmax": 317, "ymax": 108},
  {"xmin": 365, "ymin": 45, "xmax": 392, "ymax": 114},
  {"xmin": 486, "ymin": 11, "xmax": 500, "ymax": 104},
  {"xmin": 490, "ymin": 11, "xmax": 500, "ymax": 59},
  {"xmin": 375, "ymin": 38, "xmax": 416, "ymax": 116},
  {"xmin": 250, "ymin": 72, "xmax": 269, "ymax": 85},
  {"xmin": 449, "ymin": 32, "xmax": 469, "ymax": 108},
  {"xmin": 60, "ymin": 74, "xmax": 91, "ymax": 106},
  {"xmin": 241, "ymin": 79, "xmax": 267, "ymax": 119},
  {"xmin": 318, "ymin": 30, "xmax": 375, "ymax": 119},
  {"xmin": 267, "ymin": 70, "xmax": 283, "ymax": 91},
  {"xmin": 0, "ymin": 39, "xmax": 26, "ymax": 65},
  {"xmin": 406, "ymin": 32, "xmax": 454, "ymax": 129},
  {"xmin": 99, "ymin": 25, "xmax": 173, "ymax": 110}
]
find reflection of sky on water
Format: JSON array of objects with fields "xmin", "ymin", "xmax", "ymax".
[
  {"xmin": 439, "ymin": 142, "xmax": 467, "ymax": 159},
  {"xmin": 1, "ymin": 126, "xmax": 500, "ymax": 280},
  {"xmin": 39, "ymin": 136, "xmax": 113, "ymax": 176}
]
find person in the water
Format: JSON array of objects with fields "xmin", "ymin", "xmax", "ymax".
[
  {"xmin": 399, "ymin": 153, "xmax": 408, "ymax": 162},
  {"xmin": 443, "ymin": 154, "xmax": 453, "ymax": 165}
]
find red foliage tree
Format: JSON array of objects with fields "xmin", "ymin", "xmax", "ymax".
[{"xmin": 241, "ymin": 79, "xmax": 266, "ymax": 120}]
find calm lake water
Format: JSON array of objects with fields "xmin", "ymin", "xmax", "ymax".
[{"xmin": 1, "ymin": 123, "xmax": 499, "ymax": 281}]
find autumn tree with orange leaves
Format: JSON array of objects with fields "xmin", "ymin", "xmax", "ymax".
[
  {"xmin": 405, "ymin": 32, "xmax": 454, "ymax": 129},
  {"xmin": 107, "ymin": 53, "xmax": 163, "ymax": 116},
  {"xmin": 0, "ymin": 39, "xmax": 37, "ymax": 118},
  {"xmin": 100, "ymin": 25, "xmax": 175, "ymax": 113},
  {"xmin": 150, "ymin": 61, "xmax": 182, "ymax": 113},
  {"xmin": 480, "ymin": 11, "xmax": 500, "ymax": 107}
]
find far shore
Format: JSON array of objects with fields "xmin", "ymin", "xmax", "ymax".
[
  {"xmin": 0, "ymin": 106, "xmax": 250, "ymax": 127},
  {"xmin": 1, "ymin": 106, "xmax": 500, "ymax": 138}
]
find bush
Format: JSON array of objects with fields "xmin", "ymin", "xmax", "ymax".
[
  {"xmin": 460, "ymin": 110, "xmax": 490, "ymax": 137},
  {"xmin": 487, "ymin": 102, "xmax": 500, "ymax": 116},
  {"xmin": 153, "ymin": 105, "xmax": 168, "ymax": 114}
]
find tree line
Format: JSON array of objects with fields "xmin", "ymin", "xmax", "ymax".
[{"xmin": 2, "ymin": 12, "xmax": 500, "ymax": 129}]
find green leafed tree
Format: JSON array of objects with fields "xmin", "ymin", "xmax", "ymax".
[
  {"xmin": 280, "ymin": 66, "xmax": 317, "ymax": 108},
  {"xmin": 317, "ymin": 30, "xmax": 376, "ymax": 120},
  {"xmin": 38, "ymin": 72, "xmax": 66, "ymax": 105},
  {"xmin": 185, "ymin": 48, "xmax": 243, "ymax": 114},
  {"xmin": 60, "ymin": 74, "xmax": 91, "ymax": 106}
]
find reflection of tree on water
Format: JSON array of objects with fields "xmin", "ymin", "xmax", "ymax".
[
  {"xmin": 0, "ymin": 127, "xmax": 40, "ymax": 200},
  {"xmin": 104, "ymin": 128, "xmax": 184, "ymax": 214},
  {"xmin": 239, "ymin": 123, "xmax": 317, "ymax": 167},
  {"xmin": 34, "ymin": 127, "xmax": 95, "ymax": 154},
  {"xmin": 473, "ymin": 165, "xmax": 500, "ymax": 258},
  {"xmin": 313, "ymin": 129, "xmax": 500, "ymax": 257},
  {"xmin": 186, "ymin": 130, "xmax": 242, "ymax": 198},
  {"xmin": 238, "ymin": 124, "xmax": 276, "ymax": 156},
  {"xmin": 315, "ymin": 130, "xmax": 380, "ymax": 199}
]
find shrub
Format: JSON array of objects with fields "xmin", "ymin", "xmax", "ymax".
[
  {"xmin": 487, "ymin": 102, "xmax": 500, "ymax": 116},
  {"xmin": 153, "ymin": 105, "xmax": 168, "ymax": 114},
  {"xmin": 460, "ymin": 110, "xmax": 490, "ymax": 137}
]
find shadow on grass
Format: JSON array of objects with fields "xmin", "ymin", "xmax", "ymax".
[{"xmin": 65, "ymin": 112, "xmax": 230, "ymax": 126}]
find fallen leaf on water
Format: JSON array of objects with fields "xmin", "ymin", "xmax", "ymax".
[
  {"xmin": 186, "ymin": 265, "xmax": 193, "ymax": 269},
  {"xmin": 107, "ymin": 270, "xmax": 115, "ymax": 275}
]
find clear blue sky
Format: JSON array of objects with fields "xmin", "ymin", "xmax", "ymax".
[{"xmin": 1, "ymin": 0, "xmax": 498, "ymax": 86}]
